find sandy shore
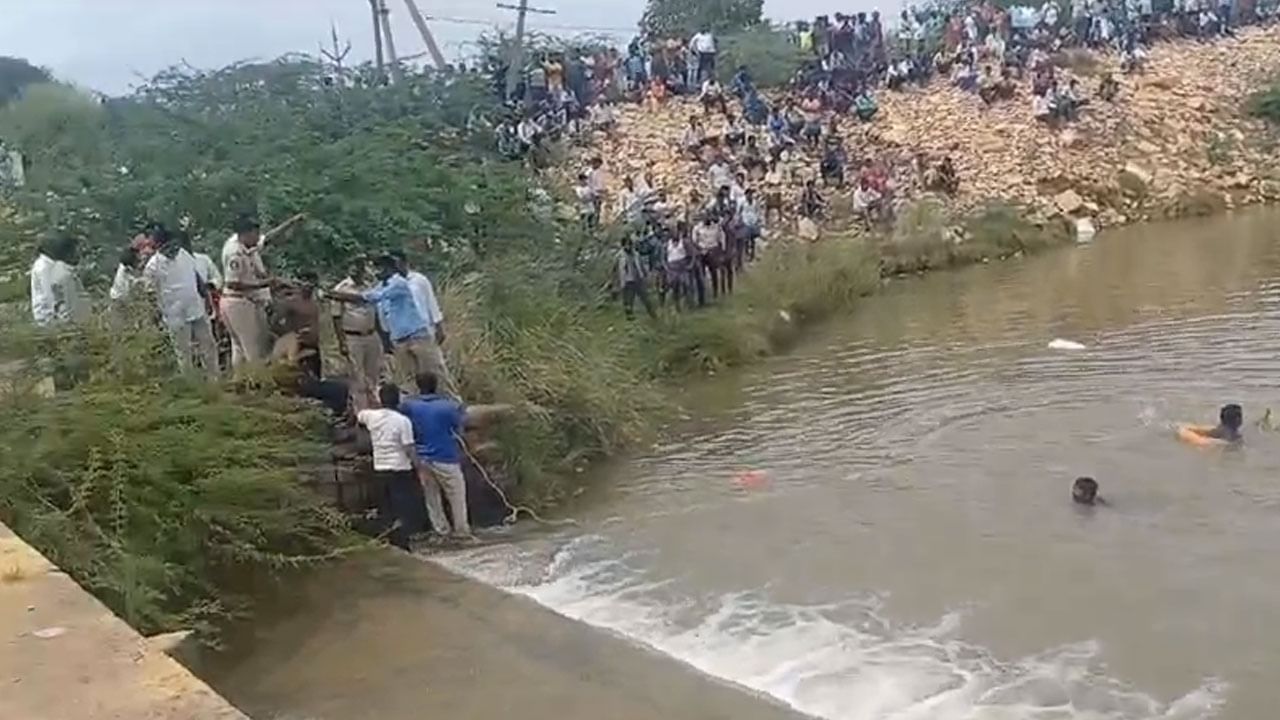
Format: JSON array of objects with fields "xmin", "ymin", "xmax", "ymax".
[{"xmin": 199, "ymin": 549, "xmax": 810, "ymax": 720}]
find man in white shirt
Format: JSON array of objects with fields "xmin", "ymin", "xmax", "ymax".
[
  {"xmin": 30, "ymin": 236, "xmax": 89, "ymax": 327},
  {"xmin": 689, "ymin": 29, "xmax": 717, "ymax": 84},
  {"xmin": 356, "ymin": 383, "xmax": 423, "ymax": 550},
  {"xmin": 187, "ymin": 241, "xmax": 222, "ymax": 290},
  {"xmin": 109, "ymin": 245, "xmax": 142, "ymax": 303},
  {"xmin": 144, "ymin": 227, "xmax": 219, "ymax": 379}
]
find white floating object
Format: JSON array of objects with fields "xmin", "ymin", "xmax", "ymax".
[
  {"xmin": 1074, "ymin": 218, "xmax": 1097, "ymax": 243},
  {"xmin": 1048, "ymin": 338, "xmax": 1087, "ymax": 351},
  {"xmin": 32, "ymin": 626, "xmax": 67, "ymax": 639}
]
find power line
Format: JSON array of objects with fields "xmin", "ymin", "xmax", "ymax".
[{"xmin": 424, "ymin": 13, "xmax": 636, "ymax": 34}]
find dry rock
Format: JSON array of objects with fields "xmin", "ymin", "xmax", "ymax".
[{"xmin": 1055, "ymin": 189, "xmax": 1085, "ymax": 215}]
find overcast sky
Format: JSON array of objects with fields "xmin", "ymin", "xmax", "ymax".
[{"xmin": 0, "ymin": 0, "xmax": 893, "ymax": 94}]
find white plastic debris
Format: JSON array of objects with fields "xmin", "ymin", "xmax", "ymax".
[
  {"xmin": 32, "ymin": 626, "xmax": 67, "ymax": 639},
  {"xmin": 1048, "ymin": 338, "xmax": 1087, "ymax": 350},
  {"xmin": 1074, "ymin": 218, "xmax": 1097, "ymax": 243}
]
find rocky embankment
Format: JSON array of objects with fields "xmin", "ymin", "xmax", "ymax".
[{"xmin": 586, "ymin": 25, "xmax": 1280, "ymax": 230}]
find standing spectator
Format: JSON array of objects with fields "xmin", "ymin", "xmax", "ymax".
[
  {"xmin": 690, "ymin": 28, "xmax": 717, "ymax": 84},
  {"xmin": 664, "ymin": 222, "xmax": 695, "ymax": 310},
  {"xmin": 30, "ymin": 236, "xmax": 89, "ymax": 327},
  {"xmin": 143, "ymin": 226, "xmax": 219, "ymax": 379},
  {"xmin": 616, "ymin": 236, "xmax": 657, "ymax": 319},
  {"xmin": 356, "ymin": 383, "xmax": 423, "ymax": 550},
  {"xmin": 331, "ymin": 259, "xmax": 383, "ymax": 409},
  {"xmin": 692, "ymin": 214, "xmax": 726, "ymax": 303},
  {"xmin": 401, "ymin": 372, "xmax": 512, "ymax": 542}
]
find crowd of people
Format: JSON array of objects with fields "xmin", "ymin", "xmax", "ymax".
[
  {"xmin": 495, "ymin": 0, "xmax": 1277, "ymax": 283},
  {"xmin": 28, "ymin": 215, "xmax": 502, "ymax": 546}
]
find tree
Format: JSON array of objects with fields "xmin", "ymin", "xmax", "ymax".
[
  {"xmin": 640, "ymin": 0, "xmax": 764, "ymax": 39},
  {"xmin": 0, "ymin": 83, "xmax": 108, "ymax": 191},
  {"xmin": 0, "ymin": 56, "xmax": 51, "ymax": 106},
  {"xmin": 717, "ymin": 25, "xmax": 808, "ymax": 88}
]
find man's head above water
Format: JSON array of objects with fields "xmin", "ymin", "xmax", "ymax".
[
  {"xmin": 1072, "ymin": 477, "xmax": 1099, "ymax": 506},
  {"xmin": 1220, "ymin": 404, "xmax": 1243, "ymax": 432}
]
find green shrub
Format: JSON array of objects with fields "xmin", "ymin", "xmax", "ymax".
[
  {"xmin": 1246, "ymin": 77, "xmax": 1280, "ymax": 124},
  {"xmin": 718, "ymin": 26, "xmax": 810, "ymax": 89},
  {"xmin": 0, "ymin": 314, "xmax": 362, "ymax": 642}
]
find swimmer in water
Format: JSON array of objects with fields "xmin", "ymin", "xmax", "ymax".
[
  {"xmin": 1072, "ymin": 477, "xmax": 1102, "ymax": 506},
  {"xmin": 1186, "ymin": 403, "xmax": 1244, "ymax": 444}
]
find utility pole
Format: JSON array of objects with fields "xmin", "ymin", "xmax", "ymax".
[
  {"xmin": 402, "ymin": 0, "xmax": 447, "ymax": 70},
  {"xmin": 376, "ymin": 0, "xmax": 402, "ymax": 82},
  {"xmin": 496, "ymin": 1, "xmax": 556, "ymax": 98},
  {"xmin": 368, "ymin": 0, "xmax": 385, "ymax": 79}
]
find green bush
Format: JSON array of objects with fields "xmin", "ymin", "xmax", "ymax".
[
  {"xmin": 718, "ymin": 26, "xmax": 810, "ymax": 89},
  {"xmin": 0, "ymin": 314, "xmax": 361, "ymax": 642},
  {"xmin": 1246, "ymin": 77, "xmax": 1280, "ymax": 124}
]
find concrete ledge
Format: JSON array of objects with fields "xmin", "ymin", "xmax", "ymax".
[{"xmin": 0, "ymin": 522, "xmax": 248, "ymax": 720}]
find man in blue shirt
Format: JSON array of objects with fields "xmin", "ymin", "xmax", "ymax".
[
  {"xmin": 328, "ymin": 254, "xmax": 451, "ymax": 393},
  {"xmin": 399, "ymin": 372, "xmax": 511, "ymax": 540}
]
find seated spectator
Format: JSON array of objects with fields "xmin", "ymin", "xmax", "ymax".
[
  {"xmin": 854, "ymin": 91, "xmax": 879, "ymax": 122},
  {"xmin": 645, "ymin": 77, "xmax": 669, "ymax": 108},
  {"xmin": 741, "ymin": 136, "xmax": 767, "ymax": 179},
  {"xmin": 724, "ymin": 112, "xmax": 747, "ymax": 148},
  {"xmin": 799, "ymin": 179, "xmax": 826, "ymax": 219},
  {"xmin": 574, "ymin": 173, "xmax": 598, "ymax": 226},
  {"xmin": 852, "ymin": 177, "xmax": 885, "ymax": 225},
  {"xmin": 729, "ymin": 172, "xmax": 749, "ymax": 209},
  {"xmin": 700, "ymin": 77, "xmax": 729, "ymax": 114},
  {"xmin": 517, "ymin": 114, "xmax": 542, "ymax": 152},
  {"xmin": 1098, "ymin": 72, "xmax": 1120, "ymax": 102},
  {"xmin": 934, "ymin": 49, "xmax": 955, "ymax": 76},
  {"xmin": 1031, "ymin": 66, "xmax": 1055, "ymax": 97},
  {"xmin": 767, "ymin": 107, "xmax": 788, "ymax": 140},
  {"xmin": 1054, "ymin": 79, "xmax": 1086, "ymax": 121},
  {"xmin": 979, "ymin": 66, "xmax": 1017, "ymax": 105},
  {"xmin": 925, "ymin": 156, "xmax": 960, "ymax": 195},
  {"xmin": 784, "ymin": 102, "xmax": 806, "ymax": 136},
  {"xmin": 886, "ymin": 59, "xmax": 911, "ymax": 90},
  {"xmin": 764, "ymin": 161, "xmax": 786, "ymax": 223},
  {"xmin": 589, "ymin": 101, "xmax": 617, "ymax": 132},
  {"xmin": 707, "ymin": 155, "xmax": 733, "ymax": 192},
  {"xmin": 681, "ymin": 116, "xmax": 706, "ymax": 155},
  {"xmin": 952, "ymin": 60, "xmax": 979, "ymax": 92},
  {"xmin": 730, "ymin": 65, "xmax": 755, "ymax": 99},
  {"xmin": 1032, "ymin": 89, "xmax": 1054, "ymax": 124},
  {"xmin": 743, "ymin": 91, "xmax": 770, "ymax": 125},
  {"xmin": 1120, "ymin": 45, "xmax": 1147, "ymax": 74},
  {"xmin": 820, "ymin": 143, "xmax": 847, "ymax": 187},
  {"xmin": 801, "ymin": 96, "xmax": 824, "ymax": 148}
]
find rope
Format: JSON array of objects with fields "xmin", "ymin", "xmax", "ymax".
[{"xmin": 455, "ymin": 432, "xmax": 580, "ymax": 528}]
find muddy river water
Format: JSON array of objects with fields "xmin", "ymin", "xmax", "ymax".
[{"xmin": 210, "ymin": 209, "xmax": 1280, "ymax": 720}]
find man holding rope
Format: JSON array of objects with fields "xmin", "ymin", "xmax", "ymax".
[{"xmin": 399, "ymin": 372, "xmax": 511, "ymax": 542}]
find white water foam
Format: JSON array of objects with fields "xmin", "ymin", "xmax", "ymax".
[{"xmin": 436, "ymin": 535, "xmax": 1225, "ymax": 720}]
